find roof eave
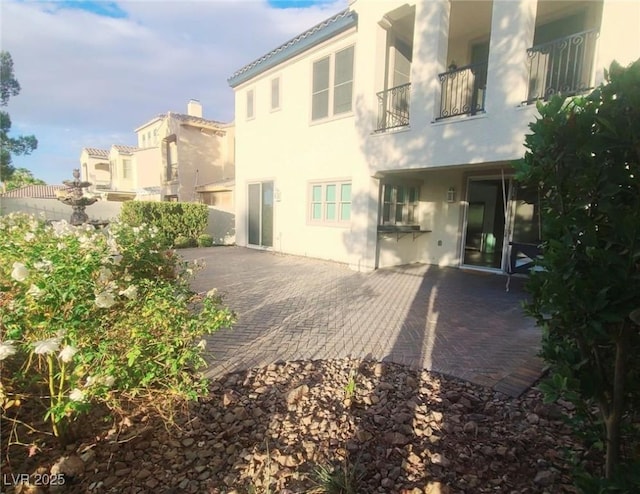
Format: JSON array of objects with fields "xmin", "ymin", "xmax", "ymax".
[{"xmin": 228, "ymin": 10, "xmax": 357, "ymax": 88}]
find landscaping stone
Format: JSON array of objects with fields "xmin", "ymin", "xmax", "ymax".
[{"xmin": 5, "ymin": 358, "xmax": 593, "ymax": 493}]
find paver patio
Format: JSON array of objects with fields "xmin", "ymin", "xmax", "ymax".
[{"xmin": 182, "ymin": 246, "xmax": 546, "ymax": 397}]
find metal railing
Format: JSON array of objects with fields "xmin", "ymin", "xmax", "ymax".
[
  {"xmin": 375, "ymin": 83, "xmax": 411, "ymax": 132},
  {"xmin": 525, "ymin": 29, "xmax": 599, "ymax": 103},
  {"xmin": 437, "ymin": 62, "xmax": 487, "ymax": 120}
]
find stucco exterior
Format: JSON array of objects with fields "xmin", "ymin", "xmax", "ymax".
[
  {"xmin": 81, "ymin": 100, "xmax": 235, "ymax": 204},
  {"xmin": 230, "ymin": 0, "xmax": 639, "ymax": 272}
]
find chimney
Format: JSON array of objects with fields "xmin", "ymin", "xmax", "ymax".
[{"xmin": 187, "ymin": 99, "xmax": 202, "ymax": 118}]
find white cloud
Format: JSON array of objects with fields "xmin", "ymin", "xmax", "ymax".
[{"xmin": 1, "ymin": 0, "xmax": 348, "ymax": 183}]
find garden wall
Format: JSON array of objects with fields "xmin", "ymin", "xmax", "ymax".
[{"xmin": 0, "ymin": 198, "xmax": 235, "ymax": 245}]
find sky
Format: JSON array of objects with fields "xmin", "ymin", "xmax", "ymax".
[{"xmin": 0, "ymin": 0, "xmax": 348, "ymax": 184}]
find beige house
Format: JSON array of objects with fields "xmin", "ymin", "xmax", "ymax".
[
  {"xmin": 229, "ymin": 0, "xmax": 639, "ymax": 272},
  {"xmin": 80, "ymin": 100, "xmax": 235, "ymax": 206}
]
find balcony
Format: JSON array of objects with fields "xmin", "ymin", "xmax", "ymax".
[
  {"xmin": 437, "ymin": 62, "xmax": 487, "ymax": 120},
  {"xmin": 525, "ymin": 29, "xmax": 599, "ymax": 103},
  {"xmin": 375, "ymin": 83, "xmax": 411, "ymax": 132}
]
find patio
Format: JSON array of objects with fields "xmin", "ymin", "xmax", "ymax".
[{"xmin": 183, "ymin": 246, "xmax": 545, "ymax": 397}]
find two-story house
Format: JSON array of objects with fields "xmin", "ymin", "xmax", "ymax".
[
  {"xmin": 228, "ymin": 0, "xmax": 639, "ymax": 272},
  {"xmin": 81, "ymin": 100, "xmax": 235, "ymax": 206}
]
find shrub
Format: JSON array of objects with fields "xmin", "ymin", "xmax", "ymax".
[
  {"xmin": 0, "ymin": 213, "xmax": 235, "ymax": 447},
  {"xmin": 514, "ymin": 60, "xmax": 640, "ymax": 484},
  {"xmin": 197, "ymin": 233, "xmax": 214, "ymax": 247},
  {"xmin": 120, "ymin": 201, "xmax": 208, "ymax": 245},
  {"xmin": 174, "ymin": 235, "xmax": 194, "ymax": 249}
]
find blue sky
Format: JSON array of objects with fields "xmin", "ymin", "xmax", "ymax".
[{"xmin": 2, "ymin": 0, "xmax": 347, "ymax": 184}]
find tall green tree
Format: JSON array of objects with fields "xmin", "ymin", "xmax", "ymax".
[
  {"xmin": 515, "ymin": 60, "xmax": 640, "ymax": 488},
  {"xmin": 1, "ymin": 51, "xmax": 38, "ymax": 182}
]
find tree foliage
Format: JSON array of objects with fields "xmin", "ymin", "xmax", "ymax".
[
  {"xmin": 1, "ymin": 51, "xmax": 38, "ymax": 181},
  {"xmin": 5, "ymin": 167, "xmax": 45, "ymax": 191},
  {"xmin": 515, "ymin": 60, "xmax": 640, "ymax": 489}
]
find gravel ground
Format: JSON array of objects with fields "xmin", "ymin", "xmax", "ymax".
[{"xmin": 5, "ymin": 358, "xmax": 592, "ymax": 494}]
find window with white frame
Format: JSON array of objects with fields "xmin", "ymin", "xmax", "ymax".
[
  {"xmin": 311, "ymin": 45, "xmax": 354, "ymax": 121},
  {"xmin": 310, "ymin": 181, "xmax": 352, "ymax": 224},
  {"xmin": 122, "ymin": 159, "xmax": 132, "ymax": 180},
  {"xmin": 271, "ymin": 77, "xmax": 280, "ymax": 110},
  {"xmin": 381, "ymin": 184, "xmax": 419, "ymax": 225},
  {"xmin": 246, "ymin": 89, "xmax": 255, "ymax": 119}
]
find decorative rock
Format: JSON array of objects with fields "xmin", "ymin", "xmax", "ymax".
[
  {"xmin": 534, "ymin": 470, "xmax": 555, "ymax": 486},
  {"xmin": 527, "ymin": 413, "xmax": 540, "ymax": 424},
  {"xmin": 50, "ymin": 455, "xmax": 85, "ymax": 478},
  {"xmin": 285, "ymin": 384, "xmax": 309, "ymax": 405}
]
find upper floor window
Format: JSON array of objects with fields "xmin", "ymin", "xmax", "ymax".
[
  {"xmin": 122, "ymin": 159, "xmax": 132, "ymax": 180},
  {"xmin": 271, "ymin": 77, "xmax": 281, "ymax": 111},
  {"xmin": 142, "ymin": 135, "xmax": 146, "ymax": 147},
  {"xmin": 310, "ymin": 181, "xmax": 352, "ymax": 224},
  {"xmin": 312, "ymin": 45, "xmax": 354, "ymax": 121},
  {"xmin": 381, "ymin": 184, "xmax": 419, "ymax": 225},
  {"xmin": 246, "ymin": 89, "xmax": 255, "ymax": 119}
]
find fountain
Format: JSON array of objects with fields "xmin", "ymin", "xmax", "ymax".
[{"xmin": 59, "ymin": 169, "xmax": 99, "ymax": 225}]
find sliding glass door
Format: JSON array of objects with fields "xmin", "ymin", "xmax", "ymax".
[{"xmin": 248, "ymin": 181, "xmax": 274, "ymax": 247}]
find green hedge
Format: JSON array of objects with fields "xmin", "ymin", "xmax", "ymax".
[{"xmin": 120, "ymin": 201, "xmax": 208, "ymax": 246}]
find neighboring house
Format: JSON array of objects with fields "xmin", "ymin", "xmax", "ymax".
[
  {"xmin": 228, "ymin": 0, "xmax": 639, "ymax": 272},
  {"xmin": 80, "ymin": 100, "xmax": 235, "ymax": 206},
  {"xmin": 0, "ymin": 184, "xmax": 68, "ymax": 199}
]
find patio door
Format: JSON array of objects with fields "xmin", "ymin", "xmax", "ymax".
[
  {"xmin": 463, "ymin": 178, "xmax": 510, "ymax": 270},
  {"xmin": 248, "ymin": 181, "xmax": 274, "ymax": 248}
]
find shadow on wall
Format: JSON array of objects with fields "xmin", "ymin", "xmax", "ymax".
[{"xmin": 206, "ymin": 206, "xmax": 236, "ymax": 245}]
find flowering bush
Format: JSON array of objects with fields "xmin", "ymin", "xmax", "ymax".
[{"xmin": 0, "ymin": 212, "xmax": 234, "ymax": 445}]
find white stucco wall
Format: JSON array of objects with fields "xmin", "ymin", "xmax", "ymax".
[{"xmin": 233, "ymin": 0, "xmax": 639, "ymax": 271}]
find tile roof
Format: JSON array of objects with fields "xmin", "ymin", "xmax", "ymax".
[
  {"xmin": 0, "ymin": 184, "xmax": 69, "ymax": 199},
  {"xmin": 135, "ymin": 112, "xmax": 226, "ymax": 132},
  {"xmin": 228, "ymin": 9, "xmax": 358, "ymax": 88},
  {"xmin": 83, "ymin": 147, "xmax": 109, "ymax": 158},
  {"xmin": 112, "ymin": 144, "xmax": 140, "ymax": 154}
]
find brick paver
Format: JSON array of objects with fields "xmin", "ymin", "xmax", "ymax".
[{"xmin": 182, "ymin": 246, "xmax": 545, "ymax": 397}]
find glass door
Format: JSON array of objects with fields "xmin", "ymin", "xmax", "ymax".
[
  {"xmin": 463, "ymin": 179, "xmax": 508, "ymax": 269},
  {"xmin": 248, "ymin": 181, "xmax": 274, "ymax": 248}
]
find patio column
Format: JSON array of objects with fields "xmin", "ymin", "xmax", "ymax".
[
  {"xmin": 485, "ymin": 0, "xmax": 537, "ymax": 110},
  {"xmin": 412, "ymin": 0, "xmax": 451, "ymax": 126}
]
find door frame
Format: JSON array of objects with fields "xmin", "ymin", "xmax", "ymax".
[{"xmin": 460, "ymin": 174, "xmax": 514, "ymax": 272}]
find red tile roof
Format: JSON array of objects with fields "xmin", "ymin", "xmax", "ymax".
[{"xmin": 0, "ymin": 184, "xmax": 69, "ymax": 199}]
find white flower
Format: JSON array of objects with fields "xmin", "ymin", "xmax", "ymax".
[
  {"xmin": 0, "ymin": 340, "xmax": 17, "ymax": 361},
  {"xmin": 33, "ymin": 337, "xmax": 62, "ymax": 355},
  {"xmin": 69, "ymin": 388, "xmax": 85, "ymax": 402},
  {"xmin": 119, "ymin": 285, "xmax": 137, "ymax": 300},
  {"xmin": 94, "ymin": 291, "xmax": 116, "ymax": 309},
  {"xmin": 97, "ymin": 267, "xmax": 112, "ymax": 284},
  {"xmin": 103, "ymin": 376, "xmax": 116, "ymax": 387},
  {"xmin": 196, "ymin": 339, "xmax": 207, "ymax": 350},
  {"xmin": 51, "ymin": 220, "xmax": 72, "ymax": 238},
  {"xmin": 26, "ymin": 284, "xmax": 44, "ymax": 299},
  {"xmin": 206, "ymin": 288, "xmax": 218, "ymax": 298},
  {"xmin": 57, "ymin": 242, "xmax": 65, "ymax": 251},
  {"xmin": 34, "ymin": 259, "xmax": 53, "ymax": 272},
  {"xmin": 24, "ymin": 232, "xmax": 35, "ymax": 242},
  {"xmin": 11, "ymin": 262, "xmax": 28, "ymax": 282},
  {"xmin": 58, "ymin": 345, "xmax": 77, "ymax": 363},
  {"xmin": 85, "ymin": 375, "xmax": 96, "ymax": 387}
]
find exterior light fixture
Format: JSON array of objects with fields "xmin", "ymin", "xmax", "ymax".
[{"xmin": 447, "ymin": 186, "xmax": 456, "ymax": 203}]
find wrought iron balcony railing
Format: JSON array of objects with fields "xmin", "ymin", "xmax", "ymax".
[
  {"xmin": 525, "ymin": 28, "xmax": 599, "ymax": 103},
  {"xmin": 375, "ymin": 83, "xmax": 411, "ymax": 132},
  {"xmin": 437, "ymin": 62, "xmax": 487, "ymax": 120}
]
